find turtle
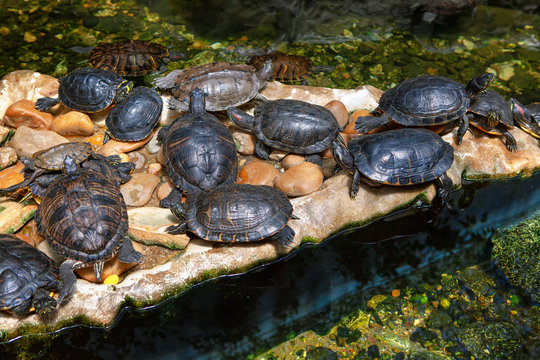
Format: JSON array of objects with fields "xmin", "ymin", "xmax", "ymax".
[
  {"xmin": 228, "ymin": 98, "xmax": 346, "ymax": 166},
  {"xmin": 510, "ymin": 98, "xmax": 540, "ymax": 139},
  {"xmin": 154, "ymin": 61, "xmax": 272, "ymax": 111},
  {"xmin": 420, "ymin": 0, "xmax": 477, "ymax": 23},
  {"xmin": 35, "ymin": 67, "xmax": 133, "ymax": 113},
  {"xmin": 158, "ymin": 88, "xmax": 238, "ymax": 208},
  {"xmin": 247, "ymin": 51, "xmax": 333, "ymax": 82},
  {"xmin": 354, "ymin": 73, "xmax": 494, "ymax": 144},
  {"xmin": 165, "ymin": 183, "xmax": 296, "ymax": 247},
  {"xmin": 0, "ymin": 235, "xmax": 62, "ymax": 315},
  {"xmin": 36, "ymin": 155, "xmax": 142, "ymax": 303},
  {"xmin": 466, "ymin": 89, "xmax": 517, "ymax": 151},
  {"xmin": 332, "ymin": 128, "xmax": 454, "ymax": 200},
  {"xmin": 0, "ymin": 142, "xmax": 133, "ymax": 198},
  {"xmin": 104, "ymin": 86, "xmax": 163, "ymax": 143},
  {"xmin": 86, "ymin": 40, "xmax": 185, "ymax": 77}
]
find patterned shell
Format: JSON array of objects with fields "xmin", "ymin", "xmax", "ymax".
[
  {"xmin": 248, "ymin": 51, "xmax": 313, "ymax": 81},
  {"xmin": 89, "ymin": 40, "xmax": 169, "ymax": 76},
  {"xmin": 469, "ymin": 89, "xmax": 514, "ymax": 128},
  {"xmin": 154, "ymin": 62, "xmax": 265, "ymax": 111},
  {"xmin": 161, "ymin": 106, "xmax": 238, "ymax": 194},
  {"xmin": 378, "ymin": 75, "xmax": 469, "ymax": 126},
  {"xmin": 58, "ymin": 67, "xmax": 125, "ymax": 112},
  {"xmin": 0, "ymin": 235, "xmax": 59, "ymax": 312},
  {"xmin": 33, "ymin": 142, "xmax": 93, "ymax": 170},
  {"xmin": 36, "ymin": 169, "xmax": 128, "ymax": 263},
  {"xmin": 254, "ymin": 99, "xmax": 340, "ymax": 154},
  {"xmin": 106, "ymin": 87, "xmax": 163, "ymax": 141},
  {"xmin": 348, "ymin": 128, "xmax": 454, "ymax": 185},
  {"xmin": 186, "ymin": 184, "xmax": 293, "ymax": 242}
]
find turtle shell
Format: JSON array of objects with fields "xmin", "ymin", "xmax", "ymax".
[
  {"xmin": 160, "ymin": 95, "xmax": 237, "ymax": 194},
  {"xmin": 58, "ymin": 67, "xmax": 127, "ymax": 112},
  {"xmin": 469, "ymin": 89, "xmax": 514, "ymax": 134},
  {"xmin": 106, "ymin": 87, "xmax": 163, "ymax": 141},
  {"xmin": 248, "ymin": 51, "xmax": 313, "ymax": 81},
  {"xmin": 36, "ymin": 169, "xmax": 128, "ymax": 264},
  {"xmin": 186, "ymin": 184, "xmax": 293, "ymax": 242},
  {"xmin": 349, "ymin": 128, "xmax": 454, "ymax": 186},
  {"xmin": 88, "ymin": 40, "xmax": 169, "ymax": 76},
  {"xmin": 378, "ymin": 75, "xmax": 469, "ymax": 126},
  {"xmin": 0, "ymin": 235, "xmax": 59, "ymax": 314},
  {"xmin": 155, "ymin": 62, "xmax": 266, "ymax": 111},
  {"xmin": 253, "ymin": 99, "xmax": 340, "ymax": 154},
  {"xmin": 33, "ymin": 142, "xmax": 93, "ymax": 170}
]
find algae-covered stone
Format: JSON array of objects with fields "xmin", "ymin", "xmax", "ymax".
[
  {"xmin": 455, "ymin": 322, "xmax": 520, "ymax": 360},
  {"xmin": 491, "ymin": 213, "xmax": 540, "ymax": 302}
]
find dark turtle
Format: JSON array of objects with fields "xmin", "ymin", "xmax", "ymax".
[
  {"xmin": 247, "ymin": 51, "xmax": 333, "ymax": 82},
  {"xmin": 0, "ymin": 142, "xmax": 133, "ymax": 198},
  {"xmin": 35, "ymin": 67, "xmax": 133, "ymax": 113},
  {"xmin": 354, "ymin": 73, "xmax": 494, "ymax": 144},
  {"xmin": 87, "ymin": 40, "xmax": 184, "ymax": 77},
  {"xmin": 466, "ymin": 89, "xmax": 517, "ymax": 151},
  {"xmin": 228, "ymin": 99, "xmax": 345, "ymax": 165},
  {"xmin": 158, "ymin": 88, "xmax": 238, "ymax": 208},
  {"xmin": 0, "ymin": 235, "xmax": 61, "ymax": 315},
  {"xmin": 154, "ymin": 61, "xmax": 272, "ymax": 111},
  {"xmin": 36, "ymin": 156, "xmax": 142, "ymax": 303},
  {"xmin": 104, "ymin": 86, "xmax": 163, "ymax": 143},
  {"xmin": 165, "ymin": 183, "xmax": 296, "ymax": 247},
  {"xmin": 333, "ymin": 128, "xmax": 454, "ymax": 200},
  {"xmin": 511, "ymin": 99, "xmax": 540, "ymax": 140},
  {"xmin": 420, "ymin": 0, "xmax": 477, "ymax": 22}
]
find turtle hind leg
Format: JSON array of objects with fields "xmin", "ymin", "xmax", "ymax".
[
  {"xmin": 435, "ymin": 173, "xmax": 453, "ymax": 204},
  {"xmin": 254, "ymin": 141, "xmax": 272, "ymax": 160},
  {"xmin": 457, "ymin": 115, "xmax": 471, "ymax": 145},
  {"xmin": 32, "ymin": 288, "xmax": 57, "ymax": 315},
  {"xmin": 305, "ymin": 154, "xmax": 322, "ymax": 166},
  {"xmin": 35, "ymin": 97, "xmax": 59, "ymax": 111},
  {"xmin": 118, "ymin": 237, "xmax": 143, "ymax": 263},
  {"xmin": 272, "ymin": 225, "xmax": 295, "ymax": 248},
  {"xmin": 58, "ymin": 259, "xmax": 78, "ymax": 304},
  {"xmin": 502, "ymin": 131, "xmax": 517, "ymax": 151},
  {"xmin": 165, "ymin": 222, "xmax": 189, "ymax": 235}
]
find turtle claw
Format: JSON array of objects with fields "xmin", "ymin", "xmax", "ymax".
[
  {"xmin": 118, "ymin": 238, "xmax": 143, "ymax": 264},
  {"xmin": 165, "ymin": 223, "xmax": 188, "ymax": 235},
  {"xmin": 273, "ymin": 225, "xmax": 295, "ymax": 247}
]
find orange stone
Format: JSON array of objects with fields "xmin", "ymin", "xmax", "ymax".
[
  {"xmin": 0, "ymin": 162, "xmax": 25, "ymax": 189},
  {"xmin": 97, "ymin": 132, "xmax": 154, "ymax": 157},
  {"xmin": 274, "ymin": 162, "xmax": 324, "ymax": 197},
  {"xmin": 84, "ymin": 133, "xmax": 106, "ymax": 147},
  {"xmin": 238, "ymin": 159, "xmax": 279, "ymax": 186},
  {"xmin": 281, "ymin": 154, "xmax": 306, "ymax": 169},
  {"xmin": 51, "ymin": 111, "xmax": 95, "ymax": 136},
  {"xmin": 324, "ymin": 100, "xmax": 349, "ymax": 128},
  {"xmin": 3, "ymin": 99, "xmax": 54, "ymax": 130},
  {"xmin": 156, "ymin": 180, "xmax": 175, "ymax": 201}
]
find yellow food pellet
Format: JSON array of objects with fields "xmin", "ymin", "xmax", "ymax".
[
  {"xmin": 441, "ymin": 298, "xmax": 451, "ymax": 309},
  {"xmin": 103, "ymin": 274, "xmax": 119, "ymax": 285}
]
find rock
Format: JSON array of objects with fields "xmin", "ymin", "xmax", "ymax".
[
  {"xmin": 84, "ymin": 132, "xmax": 106, "ymax": 147},
  {"xmin": 128, "ymin": 151, "xmax": 147, "ymax": 172},
  {"xmin": 232, "ymin": 128, "xmax": 257, "ymax": 155},
  {"xmin": 269, "ymin": 149, "xmax": 288, "ymax": 162},
  {"xmin": 128, "ymin": 207, "xmax": 190, "ymax": 249},
  {"xmin": 119, "ymin": 173, "xmax": 160, "ymax": 207},
  {"xmin": 0, "ymin": 126, "xmax": 10, "ymax": 143},
  {"xmin": 2, "ymin": 99, "xmax": 54, "ymax": 129},
  {"xmin": 0, "ymin": 197, "xmax": 38, "ymax": 234},
  {"xmin": 87, "ymin": 108, "xmax": 110, "ymax": 128},
  {"xmin": 156, "ymin": 180, "xmax": 175, "ymax": 201},
  {"xmin": 346, "ymin": 109, "xmax": 371, "ymax": 134},
  {"xmin": 0, "ymin": 70, "xmax": 59, "ymax": 119},
  {"xmin": 146, "ymin": 162, "xmax": 162, "ymax": 176},
  {"xmin": 97, "ymin": 133, "xmax": 153, "ymax": 157},
  {"xmin": 281, "ymin": 154, "xmax": 306, "ymax": 169},
  {"xmin": 145, "ymin": 130, "xmax": 162, "ymax": 154},
  {"xmin": 51, "ymin": 111, "xmax": 95, "ymax": 136},
  {"xmin": 0, "ymin": 161, "xmax": 25, "ymax": 188},
  {"xmin": 0, "ymin": 147, "xmax": 17, "ymax": 169},
  {"xmin": 156, "ymin": 145, "xmax": 165, "ymax": 165},
  {"xmin": 238, "ymin": 159, "xmax": 279, "ymax": 186},
  {"xmin": 76, "ymin": 253, "xmax": 139, "ymax": 284},
  {"xmin": 324, "ymin": 100, "xmax": 348, "ymax": 128},
  {"xmin": 16, "ymin": 219, "xmax": 44, "ymax": 246},
  {"xmin": 9, "ymin": 126, "xmax": 69, "ymax": 157},
  {"xmin": 275, "ymin": 162, "xmax": 324, "ymax": 197}
]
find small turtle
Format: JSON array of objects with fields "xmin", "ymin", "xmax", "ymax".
[
  {"xmin": 354, "ymin": 73, "xmax": 494, "ymax": 144},
  {"xmin": 466, "ymin": 89, "xmax": 517, "ymax": 151},
  {"xmin": 0, "ymin": 235, "xmax": 61, "ymax": 315},
  {"xmin": 158, "ymin": 88, "xmax": 238, "ymax": 207},
  {"xmin": 86, "ymin": 40, "xmax": 185, "ymax": 77},
  {"xmin": 154, "ymin": 61, "xmax": 272, "ymax": 111},
  {"xmin": 511, "ymin": 98, "xmax": 540, "ymax": 139},
  {"xmin": 247, "ymin": 51, "xmax": 332, "ymax": 82},
  {"xmin": 228, "ymin": 99, "xmax": 345, "ymax": 165},
  {"xmin": 104, "ymin": 86, "xmax": 163, "ymax": 143},
  {"xmin": 35, "ymin": 67, "xmax": 133, "ymax": 113},
  {"xmin": 333, "ymin": 128, "xmax": 454, "ymax": 200},
  {"xmin": 165, "ymin": 183, "xmax": 296, "ymax": 247},
  {"xmin": 36, "ymin": 156, "xmax": 142, "ymax": 303}
]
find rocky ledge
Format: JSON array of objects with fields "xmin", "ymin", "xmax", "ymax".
[{"xmin": 0, "ymin": 71, "xmax": 539, "ymax": 339}]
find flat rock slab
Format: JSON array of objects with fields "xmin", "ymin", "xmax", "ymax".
[{"xmin": 1, "ymin": 82, "xmax": 539, "ymax": 338}]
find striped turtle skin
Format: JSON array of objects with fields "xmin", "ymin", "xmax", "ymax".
[
  {"xmin": 0, "ymin": 235, "xmax": 61, "ymax": 315},
  {"xmin": 247, "ymin": 51, "xmax": 313, "ymax": 81},
  {"xmin": 511, "ymin": 99, "xmax": 540, "ymax": 139}
]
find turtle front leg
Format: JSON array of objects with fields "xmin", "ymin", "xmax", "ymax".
[
  {"xmin": 435, "ymin": 172, "xmax": 453, "ymax": 204},
  {"xmin": 354, "ymin": 114, "xmax": 389, "ymax": 134},
  {"xmin": 502, "ymin": 131, "xmax": 517, "ymax": 151},
  {"xmin": 350, "ymin": 169, "xmax": 362, "ymax": 199},
  {"xmin": 254, "ymin": 141, "xmax": 272, "ymax": 160},
  {"xmin": 167, "ymin": 97, "xmax": 188, "ymax": 111},
  {"xmin": 153, "ymin": 69, "xmax": 182, "ymax": 89},
  {"xmin": 35, "ymin": 97, "xmax": 59, "ymax": 112},
  {"xmin": 118, "ymin": 237, "xmax": 143, "ymax": 264},
  {"xmin": 456, "ymin": 114, "xmax": 471, "ymax": 145},
  {"xmin": 58, "ymin": 259, "xmax": 78, "ymax": 304}
]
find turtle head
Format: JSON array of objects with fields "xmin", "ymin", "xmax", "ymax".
[
  {"xmin": 510, "ymin": 98, "xmax": 531, "ymax": 124},
  {"xmin": 466, "ymin": 73, "xmax": 494, "ymax": 96},
  {"xmin": 115, "ymin": 80, "xmax": 134, "ymax": 102},
  {"xmin": 188, "ymin": 87, "xmax": 206, "ymax": 114},
  {"xmin": 32, "ymin": 289, "xmax": 57, "ymax": 315},
  {"xmin": 486, "ymin": 109, "xmax": 501, "ymax": 128},
  {"xmin": 256, "ymin": 59, "xmax": 274, "ymax": 82},
  {"xmin": 227, "ymin": 106, "xmax": 255, "ymax": 132},
  {"xmin": 62, "ymin": 155, "xmax": 79, "ymax": 175}
]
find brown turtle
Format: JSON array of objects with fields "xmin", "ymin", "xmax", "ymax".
[{"xmin": 247, "ymin": 51, "xmax": 332, "ymax": 82}]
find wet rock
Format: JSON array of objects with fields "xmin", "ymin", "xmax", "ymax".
[
  {"xmin": 0, "ymin": 161, "xmax": 25, "ymax": 188},
  {"xmin": 281, "ymin": 154, "xmax": 306, "ymax": 169},
  {"xmin": 131, "ymin": 239, "xmax": 181, "ymax": 270},
  {"xmin": 76, "ymin": 253, "xmax": 139, "ymax": 284},
  {"xmin": 120, "ymin": 173, "xmax": 160, "ymax": 207},
  {"xmin": 275, "ymin": 162, "xmax": 324, "ymax": 196},
  {"xmin": 146, "ymin": 162, "xmax": 162, "ymax": 176},
  {"xmin": 51, "ymin": 111, "xmax": 95, "ymax": 136},
  {"xmin": 305, "ymin": 346, "xmax": 339, "ymax": 360},
  {"xmin": 232, "ymin": 128, "xmax": 257, "ymax": 155},
  {"xmin": 156, "ymin": 180, "xmax": 175, "ymax": 201},
  {"xmin": 0, "ymin": 147, "xmax": 17, "ymax": 169},
  {"xmin": 128, "ymin": 207, "xmax": 189, "ymax": 249},
  {"xmin": 324, "ymin": 100, "xmax": 348, "ymax": 128},
  {"xmin": 9, "ymin": 126, "xmax": 68, "ymax": 157},
  {"xmin": 128, "ymin": 151, "xmax": 147, "ymax": 172},
  {"xmin": 0, "ymin": 197, "xmax": 38, "ymax": 234},
  {"xmin": 238, "ymin": 159, "xmax": 279, "ymax": 186},
  {"xmin": 2, "ymin": 99, "xmax": 54, "ymax": 130},
  {"xmin": 97, "ymin": 133, "xmax": 153, "ymax": 157}
]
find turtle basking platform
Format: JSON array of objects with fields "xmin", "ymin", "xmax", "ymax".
[{"xmin": 0, "ymin": 75, "xmax": 539, "ymax": 339}]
